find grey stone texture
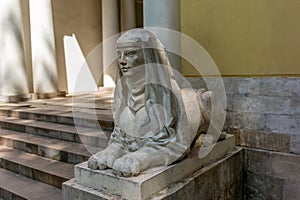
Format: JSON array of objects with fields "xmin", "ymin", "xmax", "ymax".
[
  {"xmin": 283, "ymin": 180, "xmax": 300, "ymax": 200},
  {"xmin": 188, "ymin": 77, "xmax": 300, "ymax": 154},
  {"xmin": 244, "ymin": 148, "xmax": 300, "ymax": 200},
  {"xmin": 63, "ymin": 148, "xmax": 244, "ymax": 200},
  {"xmin": 233, "ymin": 129, "xmax": 290, "ymax": 153},
  {"xmin": 73, "ymin": 136, "xmax": 235, "ymax": 200}
]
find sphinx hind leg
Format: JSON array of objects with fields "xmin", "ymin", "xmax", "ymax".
[{"xmin": 197, "ymin": 90, "xmax": 226, "ymax": 146}]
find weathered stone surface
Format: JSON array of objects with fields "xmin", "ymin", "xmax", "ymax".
[
  {"xmin": 0, "ymin": 145, "xmax": 74, "ymax": 188},
  {"xmin": 290, "ymin": 134, "xmax": 300, "ymax": 154},
  {"xmin": 189, "ymin": 77, "xmax": 300, "ymax": 137},
  {"xmin": 152, "ymin": 148, "xmax": 244, "ymax": 200},
  {"xmin": 227, "ymin": 95, "xmax": 291, "ymax": 115},
  {"xmin": 242, "ymin": 112, "xmax": 266, "ymax": 130},
  {"xmin": 290, "ymin": 97, "xmax": 300, "ymax": 115},
  {"xmin": 0, "ymin": 168, "xmax": 61, "ymax": 200},
  {"xmin": 72, "ymin": 136, "xmax": 235, "ymax": 200},
  {"xmin": 236, "ymin": 78, "xmax": 261, "ymax": 96},
  {"xmin": 245, "ymin": 173, "xmax": 284, "ymax": 200},
  {"xmin": 244, "ymin": 148, "xmax": 300, "ymax": 199},
  {"xmin": 245, "ymin": 148, "xmax": 300, "ymax": 182},
  {"xmin": 265, "ymin": 114, "xmax": 292, "ymax": 134},
  {"xmin": 225, "ymin": 111, "xmax": 266, "ymax": 131},
  {"xmin": 63, "ymin": 179, "xmax": 118, "ymax": 200},
  {"xmin": 259, "ymin": 78, "xmax": 297, "ymax": 97},
  {"xmin": 63, "ymin": 147, "xmax": 243, "ymax": 200},
  {"xmin": 239, "ymin": 130, "xmax": 290, "ymax": 153},
  {"xmin": 290, "ymin": 116, "xmax": 300, "ymax": 135},
  {"xmin": 263, "ymin": 96, "xmax": 291, "ymax": 115},
  {"xmin": 226, "ymin": 96, "xmax": 264, "ymax": 113},
  {"xmin": 283, "ymin": 180, "xmax": 300, "ymax": 200}
]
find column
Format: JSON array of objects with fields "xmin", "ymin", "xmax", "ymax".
[
  {"xmin": 29, "ymin": 0, "xmax": 60, "ymax": 94},
  {"xmin": 0, "ymin": 0, "xmax": 31, "ymax": 102},
  {"xmin": 144, "ymin": 0, "xmax": 181, "ymax": 72},
  {"xmin": 121, "ymin": 0, "xmax": 136, "ymax": 32},
  {"xmin": 102, "ymin": 0, "xmax": 120, "ymax": 87}
]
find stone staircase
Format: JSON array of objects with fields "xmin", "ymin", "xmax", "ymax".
[{"xmin": 0, "ymin": 92, "xmax": 114, "ymax": 200}]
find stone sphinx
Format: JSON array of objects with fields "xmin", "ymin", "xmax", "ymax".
[{"xmin": 88, "ymin": 29, "xmax": 225, "ymax": 177}]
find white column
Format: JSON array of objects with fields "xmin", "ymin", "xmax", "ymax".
[
  {"xmin": 29, "ymin": 0, "xmax": 59, "ymax": 94},
  {"xmin": 144, "ymin": 0, "xmax": 181, "ymax": 72},
  {"xmin": 0, "ymin": 0, "xmax": 30, "ymax": 99},
  {"xmin": 121, "ymin": 0, "xmax": 136, "ymax": 32},
  {"xmin": 102, "ymin": 0, "xmax": 120, "ymax": 87}
]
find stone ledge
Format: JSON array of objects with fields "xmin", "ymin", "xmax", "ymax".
[
  {"xmin": 227, "ymin": 129, "xmax": 300, "ymax": 155},
  {"xmin": 244, "ymin": 148, "xmax": 300, "ymax": 182},
  {"xmin": 244, "ymin": 147, "xmax": 300, "ymax": 199},
  {"xmin": 65, "ymin": 135, "xmax": 235, "ymax": 200}
]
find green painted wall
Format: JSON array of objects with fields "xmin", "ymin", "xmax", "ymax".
[{"xmin": 181, "ymin": 0, "xmax": 300, "ymax": 76}]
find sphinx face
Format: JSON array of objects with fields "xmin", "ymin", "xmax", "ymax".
[{"xmin": 117, "ymin": 46, "xmax": 145, "ymax": 77}]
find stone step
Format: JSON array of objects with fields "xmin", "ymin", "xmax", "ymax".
[
  {"xmin": 0, "ymin": 104, "xmax": 114, "ymax": 130},
  {"xmin": 0, "ymin": 116, "xmax": 111, "ymax": 147},
  {"xmin": 0, "ymin": 168, "xmax": 61, "ymax": 200},
  {"xmin": 0, "ymin": 145, "xmax": 74, "ymax": 189},
  {"xmin": 24, "ymin": 92, "xmax": 114, "ymax": 110},
  {"xmin": 0, "ymin": 129, "xmax": 103, "ymax": 164}
]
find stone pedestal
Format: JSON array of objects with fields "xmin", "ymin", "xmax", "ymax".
[{"xmin": 63, "ymin": 135, "xmax": 235, "ymax": 200}]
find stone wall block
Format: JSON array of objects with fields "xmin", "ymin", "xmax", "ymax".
[
  {"xmin": 259, "ymin": 78, "xmax": 297, "ymax": 97},
  {"xmin": 245, "ymin": 173, "xmax": 284, "ymax": 200},
  {"xmin": 265, "ymin": 115, "xmax": 292, "ymax": 134},
  {"xmin": 290, "ymin": 78, "xmax": 300, "ymax": 97},
  {"xmin": 290, "ymin": 134, "xmax": 300, "ymax": 154},
  {"xmin": 241, "ymin": 112, "xmax": 266, "ymax": 131},
  {"xmin": 193, "ymin": 149, "xmax": 244, "ymax": 200},
  {"xmin": 240, "ymin": 131, "xmax": 290, "ymax": 152},
  {"xmin": 290, "ymin": 116, "xmax": 300, "ymax": 135},
  {"xmin": 223, "ymin": 78, "xmax": 236, "ymax": 95},
  {"xmin": 225, "ymin": 95, "xmax": 235, "ymax": 112},
  {"xmin": 290, "ymin": 97, "xmax": 300, "ymax": 115},
  {"xmin": 245, "ymin": 149, "xmax": 300, "ymax": 182},
  {"xmin": 235, "ymin": 78, "xmax": 260, "ymax": 96},
  {"xmin": 263, "ymin": 96, "xmax": 290, "ymax": 115},
  {"xmin": 283, "ymin": 180, "xmax": 300, "ymax": 200},
  {"xmin": 228, "ymin": 96, "xmax": 264, "ymax": 113}
]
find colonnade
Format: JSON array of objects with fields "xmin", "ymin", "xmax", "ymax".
[{"xmin": 0, "ymin": 0, "xmax": 180, "ymax": 101}]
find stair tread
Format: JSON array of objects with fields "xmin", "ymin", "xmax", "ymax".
[
  {"xmin": 0, "ymin": 104, "xmax": 113, "ymax": 121},
  {"xmin": 0, "ymin": 129, "xmax": 102, "ymax": 157},
  {"xmin": 0, "ymin": 116, "xmax": 111, "ymax": 136},
  {"xmin": 0, "ymin": 168, "xmax": 62, "ymax": 200},
  {"xmin": 21, "ymin": 94, "xmax": 114, "ymax": 110},
  {"xmin": 0, "ymin": 146, "xmax": 74, "ymax": 180}
]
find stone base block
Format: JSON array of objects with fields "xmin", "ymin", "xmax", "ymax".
[{"xmin": 63, "ymin": 135, "xmax": 235, "ymax": 200}]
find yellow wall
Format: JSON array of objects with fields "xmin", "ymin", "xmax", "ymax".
[
  {"xmin": 181, "ymin": 0, "xmax": 300, "ymax": 76},
  {"xmin": 52, "ymin": 0, "xmax": 102, "ymax": 91}
]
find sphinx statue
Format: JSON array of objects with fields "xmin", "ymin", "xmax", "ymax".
[{"xmin": 88, "ymin": 29, "xmax": 226, "ymax": 177}]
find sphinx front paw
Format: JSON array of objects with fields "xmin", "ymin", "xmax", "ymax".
[
  {"xmin": 112, "ymin": 156, "xmax": 141, "ymax": 177},
  {"xmin": 88, "ymin": 144, "xmax": 126, "ymax": 170},
  {"xmin": 88, "ymin": 151, "xmax": 114, "ymax": 170}
]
